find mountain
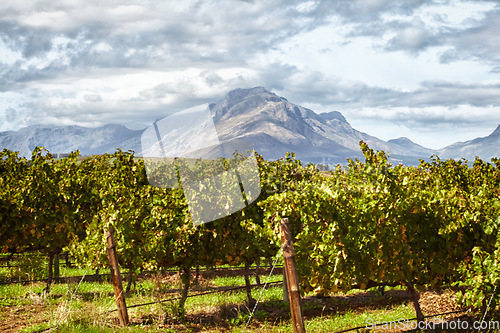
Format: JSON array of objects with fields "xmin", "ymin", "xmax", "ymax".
[
  {"xmin": 438, "ymin": 125, "xmax": 500, "ymax": 161},
  {"xmin": 0, "ymin": 124, "xmax": 142, "ymax": 157},
  {"xmin": 208, "ymin": 87, "xmax": 436, "ymax": 164},
  {"xmin": 2, "ymin": 86, "xmax": 497, "ymax": 164},
  {"xmin": 387, "ymin": 137, "xmax": 436, "ymax": 157}
]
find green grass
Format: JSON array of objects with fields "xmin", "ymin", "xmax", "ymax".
[
  {"xmin": 0, "ymin": 280, "xmax": 114, "ymax": 299},
  {"xmin": 0, "ymin": 257, "xmax": 95, "ymax": 283},
  {"xmin": 0, "ymin": 281, "xmax": 47, "ymax": 298},
  {"xmin": 210, "ymin": 273, "xmax": 281, "ymax": 287},
  {"xmin": 303, "ymin": 303, "xmax": 415, "ymax": 332},
  {"xmin": 1, "ymin": 264, "xmax": 470, "ymax": 333},
  {"xmin": 53, "ymin": 281, "xmax": 115, "ymax": 296},
  {"xmin": 58, "ymin": 267, "xmax": 91, "ymax": 277},
  {"xmin": 222, "ymin": 303, "xmax": 416, "ymax": 332}
]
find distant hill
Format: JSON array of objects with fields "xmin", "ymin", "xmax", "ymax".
[
  {"xmin": 0, "ymin": 124, "xmax": 142, "ymax": 158},
  {"xmin": 438, "ymin": 125, "xmax": 500, "ymax": 161},
  {"xmin": 1, "ymin": 87, "xmax": 498, "ymax": 164},
  {"xmin": 387, "ymin": 137, "xmax": 436, "ymax": 157}
]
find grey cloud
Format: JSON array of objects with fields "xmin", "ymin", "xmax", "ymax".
[
  {"xmin": 343, "ymin": 80, "xmax": 500, "ymax": 109},
  {"xmin": 21, "ymin": 33, "xmax": 53, "ymax": 58},
  {"xmin": 406, "ymin": 81, "xmax": 500, "ymax": 108},
  {"xmin": 2, "ymin": 0, "xmax": 496, "ymax": 72},
  {"xmin": 329, "ymin": 0, "xmax": 436, "ymax": 23},
  {"xmin": 252, "ymin": 63, "xmax": 399, "ymax": 107},
  {"xmin": 0, "ymin": 97, "xmax": 34, "ymax": 130},
  {"xmin": 0, "ymin": 21, "xmax": 61, "ymax": 58},
  {"xmin": 340, "ymin": 0, "xmax": 499, "ymax": 63},
  {"xmin": 439, "ymin": 8, "xmax": 500, "ymax": 66},
  {"xmin": 256, "ymin": 62, "xmax": 300, "ymax": 92},
  {"xmin": 384, "ymin": 18, "xmax": 442, "ymax": 54},
  {"xmin": 0, "ymin": 0, "xmax": 342, "ymax": 88},
  {"xmin": 263, "ymin": 64, "xmax": 500, "ymax": 110},
  {"xmin": 138, "ymin": 84, "xmax": 173, "ymax": 100},
  {"xmin": 10, "ymin": 66, "xmax": 500, "ymax": 133},
  {"xmin": 341, "ymin": 14, "xmax": 441, "ymax": 57},
  {"xmin": 4, "ymin": 0, "xmax": 495, "ymax": 90},
  {"xmin": 254, "ymin": 64, "xmax": 500, "ymax": 132},
  {"xmin": 0, "ymin": 0, "xmax": 498, "ymax": 132},
  {"xmin": 0, "ymin": 0, "xmax": 338, "ymax": 66},
  {"xmin": 83, "ymin": 94, "xmax": 102, "ymax": 103},
  {"xmin": 438, "ymin": 48, "xmax": 465, "ymax": 63},
  {"xmin": 201, "ymin": 71, "xmax": 224, "ymax": 87},
  {"xmin": 0, "ymin": 59, "xmax": 69, "ymax": 91},
  {"xmin": 5, "ymin": 107, "xmax": 17, "ymax": 122}
]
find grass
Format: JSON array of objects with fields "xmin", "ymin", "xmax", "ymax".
[
  {"xmin": 302, "ymin": 304, "xmax": 416, "ymax": 332},
  {"xmin": 0, "ymin": 256, "xmax": 89, "ymax": 283},
  {"xmin": 0, "ymin": 264, "xmax": 477, "ymax": 332}
]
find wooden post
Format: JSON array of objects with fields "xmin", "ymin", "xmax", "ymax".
[
  {"xmin": 65, "ymin": 252, "xmax": 73, "ymax": 268},
  {"xmin": 280, "ymin": 218, "xmax": 306, "ymax": 333},
  {"xmin": 105, "ymin": 227, "xmax": 129, "ymax": 326},
  {"xmin": 54, "ymin": 253, "xmax": 60, "ymax": 280},
  {"xmin": 255, "ymin": 258, "xmax": 261, "ymax": 286},
  {"xmin": 283, "ymin": 269, "xmax": 289, "ymax": 303},
  {"xmin": 44, "ymin": 252, "xmax": 54, "ymax": 294}
]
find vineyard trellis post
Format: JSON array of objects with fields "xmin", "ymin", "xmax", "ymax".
[
  {"xmin": 280, "ymin": 218, "xmax": 306, "ymax": 333},
  {"xmin": 54, "ymin": 253, "xmax": 60, "ymax": 280},
  {"xmin": 105, "ymin": 227, "xmax": 129, "ymax": 326},
  {"xmin": 283, "ymin": 269, "xmax": 289, "ymax": 303}
]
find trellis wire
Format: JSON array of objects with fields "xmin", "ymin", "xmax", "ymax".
[
  {"xmin": 115, "ymin": 280, "xmax": 282, "ymax": 312},
  {"xmin": 0, "ymin": 265, "xmax": 282, "ymax": 285},
  {"xmin": 335, "ymin": 309, "xmax": 470, "ymax": 333},
  {"xmin": 476, "ymin": 284, "xmax": 498, "ymax": 333},
  {"xmin": 33, "ymin": 249, "xmax": 104, "ymax": 333},
  {"xmin": 244, "ymin": 248, "xmax": 282, "ymax": 331}
]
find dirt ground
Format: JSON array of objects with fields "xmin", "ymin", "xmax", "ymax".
[
  {"xmin": 1, "ymin": 302, "xmax": 52, "ymax": 332},
  {"xmin": 0, "ymin": 282, "xmax": 471, "ymax": 332}
]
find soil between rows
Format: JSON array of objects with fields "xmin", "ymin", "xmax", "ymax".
[{"xmin": 0, "ymin": 283, "xmax": 469, "ymax": 332}]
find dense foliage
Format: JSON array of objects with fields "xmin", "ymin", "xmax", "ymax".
[{"xmin": 1, "ymin": 143, "xmax": 499, "ymax": 313}]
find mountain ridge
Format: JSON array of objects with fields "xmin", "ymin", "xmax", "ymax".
[
  {"xmin": 0, "ymin": 124, "xmax": 143, "ymax": 157},
  {"xmin": 0, "ymin": 87, "xmax": 498, "ymax": 164},
  {"xmin": 208, "ymin": 86, "xmax": 437, "ymax": 164},
  {"xmin": 438, "ymin": 124, "xmax": 500, "ymax": 161}
]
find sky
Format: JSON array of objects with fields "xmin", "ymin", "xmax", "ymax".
[{"xmin": 0, "ymin": 0, "xmax": 499, "ymax": 149}]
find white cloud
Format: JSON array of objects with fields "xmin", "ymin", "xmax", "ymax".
[
  {"xmin": 0, "ymin": 0, "xmax": 498, "ymax": 149},
  {"xmin": 348, "ymin": 105, "xmax": 500, "ymax": 149}
]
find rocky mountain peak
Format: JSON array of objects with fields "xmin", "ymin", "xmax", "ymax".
[
  {"xmin": 490, "ymin": 124, "xmax": 500, "ymax": 137},
  {"xmin": 210, "ymin": 86, "xmax": 286, "ymax": 121},
  {"xmin": 225, "ymin": 86, "xmax": 275, "ymax": 101},
  {"xmin": 388, "ymin": 137, "xmax": 413, "ymax": 144},
  {"xmin": 319, "ymin": 111, "xmax": 348, "ymax": 124}
]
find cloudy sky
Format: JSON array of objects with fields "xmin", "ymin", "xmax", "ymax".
[{"xmin": 1, "ymin": 0, "xmax": 499, "ymax": 149}]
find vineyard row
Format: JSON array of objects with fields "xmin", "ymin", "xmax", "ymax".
[{"xmin": 1, "ymin": 143, "xmax": 500, "ymax": 317}]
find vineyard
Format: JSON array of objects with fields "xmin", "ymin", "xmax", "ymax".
[{"xmin": 1, "ymin": 142, "xmax": 500, "ymax": 332}]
